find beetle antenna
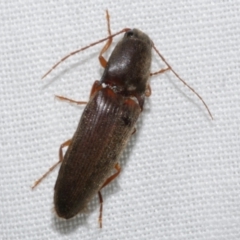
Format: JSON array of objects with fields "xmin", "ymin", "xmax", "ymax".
[
  {"xmin": 42, "ymin": 28, "xmax": 130, "ymax": 79},
  {"xmin": 152, "ymin": 44, "xmax": 213, "ymax": 120}
]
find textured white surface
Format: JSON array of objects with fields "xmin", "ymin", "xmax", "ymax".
[{"xmin": 1, "ymin": 1, "xmax": 240, "ymax": 239}]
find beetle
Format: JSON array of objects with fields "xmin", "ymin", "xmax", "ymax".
[{"xmin": 33, "ymin": 10, "xmax": 212, "ymax": 227}]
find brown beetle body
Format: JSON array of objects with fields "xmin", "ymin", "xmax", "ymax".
[
  {"xmin": 33, "ymin": 11, "xmax": 212, "ymax": 227},
  {"xmin": 54, "ymin": 29, "xmax": 152, "ymax": 219}
]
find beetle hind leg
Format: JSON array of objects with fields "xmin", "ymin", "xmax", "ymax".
[{"xmin": 98, "ymin": 163, "xmax": 121, "ymax": 228}]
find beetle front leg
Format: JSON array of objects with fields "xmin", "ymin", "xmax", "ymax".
[
  {"xmin": 145, "ymin": 67, "xmax": 170, "ymax": 97},
  {"xmin": 99, "ymin": 10, "xmax": 113, "ymax": 68},
  {"xmin": 150, "ymin": 67, "xmax": 169, "ymax": 76}
]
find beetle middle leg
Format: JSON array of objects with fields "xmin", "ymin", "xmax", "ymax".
[
  {"xmin": 98, "ymin": 163, "xmax": 121, "ymax": 228},
  {"xmin": 55, "ymin": 95, "xmax": 88, "ymax": 105},
  {"xmin": 55, "ymin": 80, "xmax": 104, "ymax": 106},
  {"xmin": 32, "ymin": 139, "xmax": 72, "ymax": 189}
]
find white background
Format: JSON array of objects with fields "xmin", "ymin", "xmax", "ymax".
[{"xmin": 1, "ymin": 1, "xmax": 240, "ymax": 239}]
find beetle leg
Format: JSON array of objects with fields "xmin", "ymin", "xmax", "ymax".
[
  {"xmin": 98, "ymin": 191, "xmax": 104, "ymax": 228},
  {"xmin": 55, "ymin": 95, "xmax": 87, "ymax": 105},
  {"xmin": 101, "ymin": 163, "xmax": 121, "ymax": 189},
  {"xmin": 32, "ymin": 139, "xmax": 71, "ymax": 189},
  {"xmin": 150, "ymin": 67, "xmax": 170, "ymax": 76},
  {"xmin": 55, "ymin": 81, "xmax": 103, "ymax": 104},
  {"xmin": 99, "ymin": 10, "xmax": 113, "ymax": 68},
  {"xmin": 58, "ymin": 139, "xmax": 72, "ymax": 163},
  {"xmin": 42, "ymin": 26, "xmax": 130, "ymax": 78},
  {"xmin": 146, "ymin": 67, "xmax": 169, "ymax": 97},
  {"xmin": 98, "ymin": 163, "xmax": 121, "ymax": 228}
]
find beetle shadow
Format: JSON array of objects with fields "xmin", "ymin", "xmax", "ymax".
[
  {"xmin": 52, "ymin": 212, "xmax": 88, "ymax": 234},
  {"xmin": 166, "ymin": 74, "xmax": 211, "ymax": 120},
  {"xmin": 51, "ymin": 190, "xmax": 106, "ymax": 233},
  {"xmin": 151, "ymin": 53, "xmax": 211, "ymax": 120},
  {"xmin": 41, "ymin": 51, "xmax": 99, "ymax": 89}
]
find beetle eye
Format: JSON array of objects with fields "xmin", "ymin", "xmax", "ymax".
[{"xmin": 126, "ymin": 30, "xmax": 134, "ymax": 37}]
